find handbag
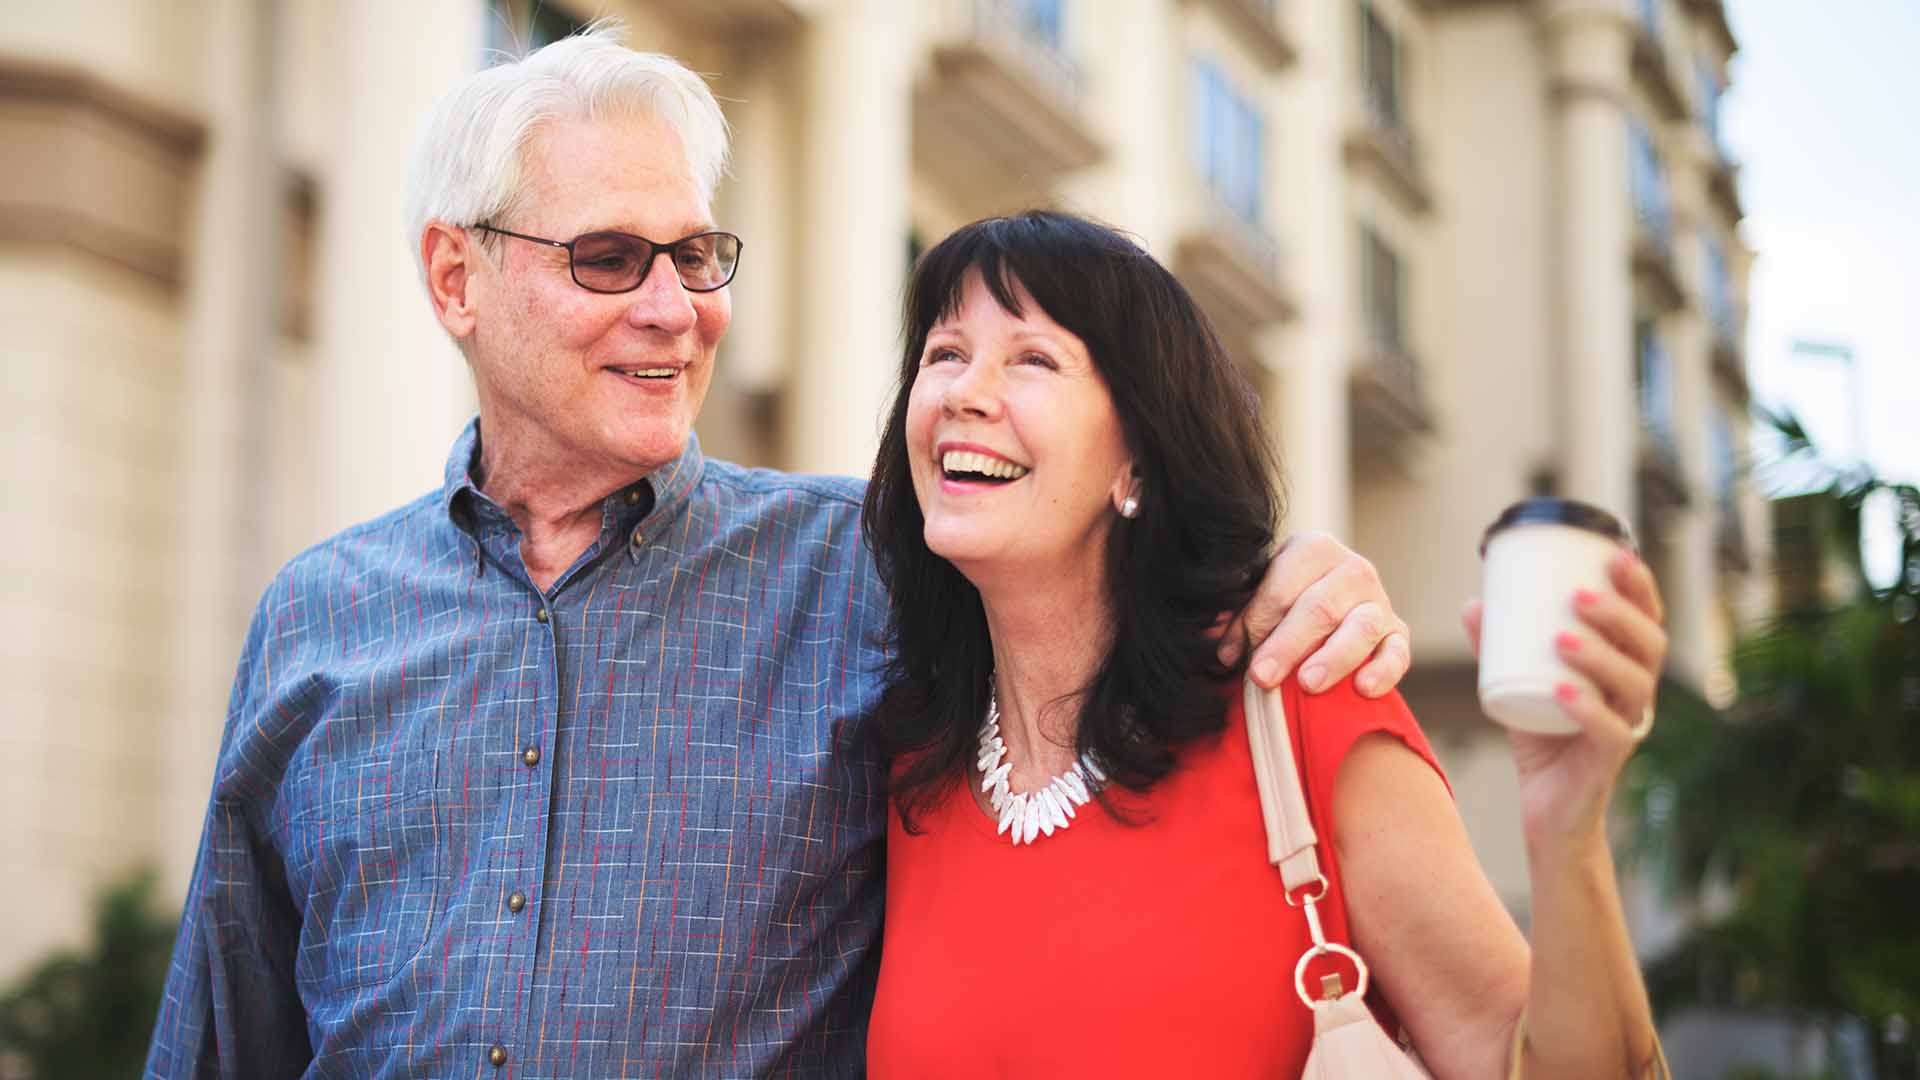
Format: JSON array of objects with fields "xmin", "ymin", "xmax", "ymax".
[{"xmin": 1243, "ymin": 677, "xmax": 1431, "ymax": 1079}]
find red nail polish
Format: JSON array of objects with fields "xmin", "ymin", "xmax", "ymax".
[
  {"xmin": 1555, "ymin": 682, "xmax": 1578, "ymax": 703},
  {"xmin": 1574, "ymin": 589, "xmax": 1599, "ymax": 607},
  {"xmin": 1556, "ymin": 631, "xmax": 1581, "ymax": 652}
]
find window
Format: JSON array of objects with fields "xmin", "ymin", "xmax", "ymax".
[
  {"xmin": 1704, "ymin": 236, "xmax": 1734, "ymax": 339},
  {"xmin": 1628, "ymin": 120, "xmax": 1671, "ymax": 245},
  {"xmin": 1361, "ymin": 227, "xmax": 1404, "ymax": 354},
  {"xmin": 1636, "ymin": 0, "xmax": 1660, "ymax": 39},
  {"xmin": 1009, "ymin": 0, "xmax": 1065, "ymax": 52},
  {"xmin": 1695, "ymin": 61, "xmax": 1724, "ymax": 150},
  {"xmin": 1635, "ymin": 318, "xmax": 1675, "ymax": 451},
  {"xmin": 1190, "ymin": 60, "xmax": 1265, "ymax": 225},
  {"xmin": 1359, "ymin": 1, "xmax": 1401, "ymax": 132}
]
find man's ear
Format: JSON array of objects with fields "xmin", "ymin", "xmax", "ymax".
[{"xmin": 423, "ymin": 221, "xmax": 481, "ymax": 341}]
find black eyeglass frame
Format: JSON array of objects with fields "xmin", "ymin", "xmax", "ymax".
[{"xmin": 473, "ymin": 223, "xmax": 742, "ymax": 294}]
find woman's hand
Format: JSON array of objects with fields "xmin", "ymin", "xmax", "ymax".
[{"xmin": 1463, "ymin": 548, "xmax": 1668, "ymax": 856}]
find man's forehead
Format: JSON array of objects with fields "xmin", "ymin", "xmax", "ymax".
[{"xmin": 520, "ymin": 114, "xmax": 714, "ymax": 237}]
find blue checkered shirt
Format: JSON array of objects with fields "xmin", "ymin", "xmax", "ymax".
[{"xmin": 146, "ymin": 421, "xmax": 889, "ymax": 1078}]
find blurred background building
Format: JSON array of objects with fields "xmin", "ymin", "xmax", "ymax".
[{"xmin": 1, "ymin": 0, "xmax": 1760, "ymax": 984}]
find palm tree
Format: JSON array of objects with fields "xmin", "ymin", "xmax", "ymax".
[{"xmin": 1627, "ymin": 411, "xmax": 1920, "ymax": 1079}]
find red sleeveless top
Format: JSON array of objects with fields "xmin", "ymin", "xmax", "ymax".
[{"xmin": 867, "ymin": 674, "xmax": 1446, "ymax": 1077}]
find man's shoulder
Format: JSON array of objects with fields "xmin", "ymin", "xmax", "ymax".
[
  {"xmin": 697, "ymin": 456, "xmax": 869, "ymax": 512},
  {"xmin": 266, "ymin": 489, "xmax": 450, "ymax": 598}
]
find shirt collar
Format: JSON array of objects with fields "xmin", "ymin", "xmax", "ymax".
[{"xmin": 439, "ymin": 414, "xmax": 707, "ymax": 542}]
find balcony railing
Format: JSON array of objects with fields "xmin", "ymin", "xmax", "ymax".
[
  {"xmin": 914, "ymin": 0, "xmax": 1102, "ymax": 208},
  {"xmin": 1343, "ymin": 95, "xmax": 1431, "ymax": 213},
  {"xmin": 1172, "ymin": 195, "xmax": 1296, "ymax": 337},
  {"xmin": 1189, "ymin": 0, "xmax": 1297, "ymax": 69},
  {"xmin": 968, "ymin": 0, "xmax": 1084, "ymax": 112},
  {"xmin": 1208, "ymin": 196, "xmax": 1282, "ymax": 286}
]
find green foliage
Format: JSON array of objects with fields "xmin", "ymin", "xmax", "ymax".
[
  {"xmin": 1625, "ymin": 411, "xmax": 1920, "ymax": 1079},
  {"xmin": 0, "ymin": 870, "xmax": 177, "ymax": 1080}
]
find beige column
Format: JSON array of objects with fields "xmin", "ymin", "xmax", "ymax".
[
  {"xmin": 1545, "ymin": 0, "xmax": 1636, "ymax": 517},
  {"xmin": 1056, "ymin": 0, "xmax": 1177, "ymax": 253},
  {"xmin": 160, "ymin": 0, "xmax": 283, "ymax": 896},
  {"xmin": 782, "ymin": 0, "xmax": 912, "ymax": 478},
  {"xmin": 1271, "ymin": 0, "xmax": 1351, "ymax": 537},
  {"xmin": 714, "ymin": 45, "xmax": 796, "ymax": 399},
  {"xmin": 313, "ymin": 0, "xmax": 479, "ymax": 532},
  {"xmin": 1664, "ymin": 134, "xmax": 1717, "ymax": 690}
]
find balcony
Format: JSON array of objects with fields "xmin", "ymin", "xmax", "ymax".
[
  {"xmin": 649, "ymin": 0, "xmax": 808, "ymax": 33},
  {"xmin": 1636, "ymin": 332, "xmax": 1689, "ymax": 510},
  {"xmin": 1631, "ymin": 0, "xmax": 1687, "ymax": 121},
  {"xmin": 1683, "ymin": 0, "xmax": 1739, "ymax": 56},
  {"xmin": 1630, "ymin": 224, "xmax": 1684, "ymax": 314},
  {"xmin": 914, "ymin": 0, "xmax": 1103, "ymax": 208},
  {"xmin": 1707, "ymin": 156, "xmax": 1745, "ymax": 224},
  {"xmin": 1710, "ymin": 306, "xmax": 1749, "ymax": 400},
  {"xmin": 1342, "ymin": 101, "xmax": 1433, "ymax": 214},
  {"xmin": 1350, "ymin": 342, "xmax": 1434, "ymax": 460},
  {"xmin": 1173, "ymin": 198, "xmax": 1299, "ymax": 339},
  {"xmin": 1182, "ymin": 0, "xmax": 1299, "ymax": 70}
]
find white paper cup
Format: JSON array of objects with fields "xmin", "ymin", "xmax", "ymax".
[{"xmin": 1477, "ymin": 498, "xmax": 1632, "ymax": 735}]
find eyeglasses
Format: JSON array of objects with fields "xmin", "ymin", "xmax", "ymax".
[{"xmin": 474, "ymin": 223, "xmax": 742, "ymax": 293}]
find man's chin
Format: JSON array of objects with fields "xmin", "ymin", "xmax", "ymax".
[{"xmin": 610, "ymin": 418, "xmax": 694, "ymax": 474}]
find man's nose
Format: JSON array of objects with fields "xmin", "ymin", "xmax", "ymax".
[{"xmin": 624, "ymin": 252, "xmax": 698, "ymax": 334}]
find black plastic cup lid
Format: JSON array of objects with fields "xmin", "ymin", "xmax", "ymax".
[{"xmin": 1479, "ymin": 497, "xmax": 1631, "ymax": 556}]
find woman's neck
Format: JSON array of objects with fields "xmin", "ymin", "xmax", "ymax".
[{"xmin": 978, "ymin": 572, "xmax": 1116, "ymax": 790}]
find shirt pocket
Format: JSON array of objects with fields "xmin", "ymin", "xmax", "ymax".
[{"xmin": 278, "ymin": 730, "xmax": 450, "ymax": 996}]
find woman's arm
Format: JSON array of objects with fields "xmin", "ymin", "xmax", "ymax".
[{"xmin": 1335, "ymin": 549, "xmax": 1667, "ymax": 1080}]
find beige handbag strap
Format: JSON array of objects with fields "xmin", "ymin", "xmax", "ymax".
[{"xmin": 1244, "ymin": 677, "xmax": 1325, "ymax": 895}]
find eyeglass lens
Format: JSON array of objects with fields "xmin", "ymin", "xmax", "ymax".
[{"xmin": 570, "ymin": 231, "xmax": 740, "ymax": 293}]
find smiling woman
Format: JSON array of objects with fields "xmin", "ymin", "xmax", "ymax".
[{"xmin": 859, "ymin": 212, "xmax": 1672, "ymax": 1078}]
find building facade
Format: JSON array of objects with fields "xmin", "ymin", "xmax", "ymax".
[{"xmin": 0, "ymin": 0, "xmax": 1758, "ymax": 977}]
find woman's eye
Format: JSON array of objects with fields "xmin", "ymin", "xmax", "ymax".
[
  {"xmin": 925, "ymin": 347, "xmax": 962, "ymax": 366},
  {"xmin": 1020, "ymin": 351, "xmax": 1058, "ymax": 370}
]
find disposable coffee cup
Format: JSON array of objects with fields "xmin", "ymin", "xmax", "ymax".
[{"xmin": 1477, "ymin": 497, "xmax": 1632, "ymax": 735}]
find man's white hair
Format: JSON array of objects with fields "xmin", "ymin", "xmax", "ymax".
[{"xmin": 405, "ymin": 21, "xmax": 730, "ymax": 274}]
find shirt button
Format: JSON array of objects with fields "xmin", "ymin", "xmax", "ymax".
[
  {"xmin": 535, "ymin": 607, "xmax": 551, "ymax": 623},
  {"xmin": 507, "ymin": 891, "xmax": 527, "ymax": 913},
  {"xmin": 630, "ymin": 528, "xmax": 644, "ymax": 547},
  {"xmin": 624, "ymin": 488, "xmax": 644, "ymax": 506},
  {"xmin": 489, "ymin": 1045, "xmax": 508, "ymax": 1067},
  {"xmin": 522, "ymin": 746, "xmax": 541, "ymax": 767}
]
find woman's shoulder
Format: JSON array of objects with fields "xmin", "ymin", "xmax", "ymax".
[{"xmin": 1236, "ymin": 673, "xmax": 1448, "ymax": 796}]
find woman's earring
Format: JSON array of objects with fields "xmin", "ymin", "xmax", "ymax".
[{"xmin": 1119, "ymin": 496, "xmax": 1140, "ymax": 519}]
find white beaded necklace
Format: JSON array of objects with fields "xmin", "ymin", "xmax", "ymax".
[{"xmin": 976, "ymin": 689, "xmax": 1108, "ymax": 846}]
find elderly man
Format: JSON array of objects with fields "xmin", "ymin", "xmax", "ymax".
[{"xmin": 147, "ymin": 28, "xmax": 1411, "ymax": 1078}]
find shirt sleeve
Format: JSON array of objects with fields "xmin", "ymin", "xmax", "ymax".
[
  {"xmin": 1287, "ymin": 673, "xmax": 1450, "ymax": 849},
  {"xmin": 145, "ymin": 599, "xmax": 313, "ymax": 1079}
]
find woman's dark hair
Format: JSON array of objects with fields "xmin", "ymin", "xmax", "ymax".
[{"xmin": 862, "ymin": 210, "xmax": 1282, "ymax": 829}]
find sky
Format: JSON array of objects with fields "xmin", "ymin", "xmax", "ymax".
[{"xmin": 1723, "ymin": 0, "xmax": 1920, "ymax": 578}]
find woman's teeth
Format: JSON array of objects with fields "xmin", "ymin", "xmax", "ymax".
[
  {"xmin": 617, "ymin": 368, "xmax": 678, "ymax": 380},
  {"xmin": 941, "ymin": 450, "xmax": 1030, "ymax": 482}
]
